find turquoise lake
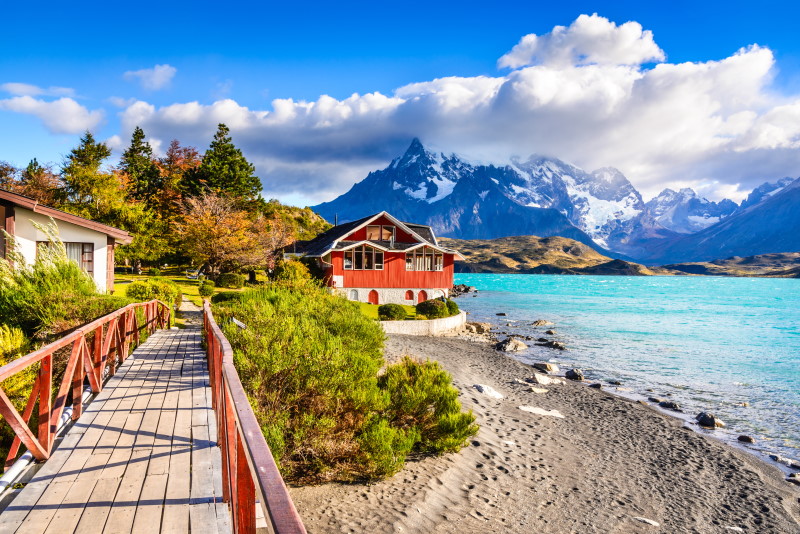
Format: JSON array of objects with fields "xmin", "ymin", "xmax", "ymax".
[{"xmin": 453, "ymin": 273, "xmax": 800, "ymax": 461}]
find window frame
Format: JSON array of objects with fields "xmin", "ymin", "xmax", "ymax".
[{"xmin": 343, "ymin": 244, "xmax": 384, "ymax": 271}]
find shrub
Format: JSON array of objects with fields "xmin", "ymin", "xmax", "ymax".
[
  {"xmin": 149, "ymin": 267, "xmax": 161, "ymax": 277},
  {"xmin": 198, "ymin": 274, "xmax": 206, "ymax": 282},
  {"xmin": 211, "ymin": 291, "xmax": 242, "ymax": 304},
  {"xmin": 213, "ymin": 284, "xmax": 478, "ymax": 483},
  {"xmin": 125, "ymin": 278, "xmax": 182, "ymax": 308},
  {"xmin": 446, "ymin": 299, "xmax": 459, "ymax": 316},
  {"xmin": 198, "ymin": 280, "xmax": 215, "ymax": 298},
  {"xmin": 379, "ymin": 357, "xmax": 478, "ymax": 454},
  {"xmin": 273, "ymin": 260, "xmax": 311, "ymax": 282},
  {"xmin": 378, "ymin": 304, "xmax": 406, "ymax": 321},
  {"xmin": 415, "ymin": 299, "xmax": 448, "ymax": 319},
  {"xmin": 218, "ymin": 272, "xmax": 246, "ymax": 289}
]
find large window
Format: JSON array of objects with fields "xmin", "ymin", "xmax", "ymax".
[
  {"xmin": 405, "ymin": 247, "xmax": 443, "ymax": 271},
  {"xmin": 37, "ymin": 241, "xmax": 94, "ymax": 274},
  {"xmin": 343, "ymin": 245, "xmax": 384, "ymax": 270},
  {"xmin": 366, "ymin": 225, "xmax": 395, "ymax": 241}
]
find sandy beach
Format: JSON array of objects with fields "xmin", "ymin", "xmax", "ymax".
[{"xmin": 290, "ymin": 333, "xmax": 800, "ymax": 533}]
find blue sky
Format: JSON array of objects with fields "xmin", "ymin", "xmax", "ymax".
[{"xmin": 3, "ymin": 1, "xmax": 800, "ymax": 205}]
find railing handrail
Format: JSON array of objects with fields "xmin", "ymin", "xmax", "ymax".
[
  {"xmin": 0, "ymin": 299, "xmax": 171, "ymax": 467},
  {"xmin": 0, "ymin": 300, "xmax": 169, "ymax": 381},
  {"xmin": 203, "ymin": 300, "xmax": 307, "ymax": 534}
]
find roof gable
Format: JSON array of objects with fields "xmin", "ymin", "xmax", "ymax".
[{"xmin": 0, "ymin": 188, "xmax": 133, "ymax": 244}]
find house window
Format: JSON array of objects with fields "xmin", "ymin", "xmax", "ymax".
[
  {"xmin": 366, "ymin": 225, "xmax": 395, "ymax": 241},
  {"xmin": 349, "ymin": 289, "xmax": 358, "ymax": 301},
  {"xmin": 405, "ymin": 290, "xmax": 413, "ymax": 300},
  {"xmin": 37, "ymin": 241, "xmax": 94, "ymax": 274},
  {"xmin": 344, "ymin": 245, "xmax": 384, "ymax": 270},
  {"xmin": 405, "ymin": 247, "xmax": 444, "ymax": 272}
]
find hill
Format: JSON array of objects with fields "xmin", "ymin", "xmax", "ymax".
[
  {"xmin": 663, "ymin": 252, "xmax": 800, "ymax": 277},
  {"xmin": 441, "ymin": 235, "xmax": 616, "ymax": 273}
]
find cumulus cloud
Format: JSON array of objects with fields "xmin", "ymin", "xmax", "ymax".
[
  {"xmin": 114, "ymin": 15, "xmax": 800, "ymax": 204},
  {"xmin": 0, "ymin": 96, "xmax": 103, "ymax": 134},
  {"xmin": 123, "ymin": 64, "xmax": 177, "ymax": 91},
  {"xmin": 1, "ymin": 82, "xmax": 75, "ymax": 97},
  {"xmin": 498, "ymin": 14, "xmax": 665, "ymax": 69}
]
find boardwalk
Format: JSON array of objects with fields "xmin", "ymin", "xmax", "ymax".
[{"xmin": 0, "ymin": 327, "xmax": 231, "ymax": 534}]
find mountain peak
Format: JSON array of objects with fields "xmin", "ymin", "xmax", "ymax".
[{"xmin": 407, "ymin": 137, "xmax": 425, "ymax": 153}]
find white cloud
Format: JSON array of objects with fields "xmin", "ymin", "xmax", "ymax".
[
  {"xmin": 123, "ymin": 64, "xmax": 177, "ymax": 91},
  {"xmin": 113, "ymin": 14, "xmax": 800, "ymax": 205},
  {"xmin": 498, "ymin": 14, "xmax": 665, "ymax": 69},
  {"xmin": 0, "ymin": 96, "xmax": 104, "ymax": 134},
  {"xmin": 1, "ymin": 82, "xmax": 75, "ymax": 97}
]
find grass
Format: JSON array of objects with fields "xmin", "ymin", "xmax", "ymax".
[{"xmin": 357, "ymin": 302, "xmax": 416, "ymax": 320}]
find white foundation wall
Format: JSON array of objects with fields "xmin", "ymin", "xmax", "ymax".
[
  {"xmin": 337, "ymin": 287, "xmax": 450, "ymax": 305},
  {"xmin": 12, "ymin": 208, "xmax": 110, "ymax": 292}
]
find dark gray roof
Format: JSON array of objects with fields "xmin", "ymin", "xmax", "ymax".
[{"xmin": 402, "ymin": 222, "xmax": 437, "ymax": 245}]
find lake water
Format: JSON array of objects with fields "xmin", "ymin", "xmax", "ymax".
[{"xmin": 453, "ymin": 273, "xmax": 800, "ymax": 463}]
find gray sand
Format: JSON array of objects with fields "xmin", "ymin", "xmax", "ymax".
[{"xmin": 290, "ymin": 334, "xmax": 800, "ymax": 533}]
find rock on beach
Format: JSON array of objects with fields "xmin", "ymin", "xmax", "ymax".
[
  {"xmin": 532, "ymin": 362, "xmax": 559, "ymax": 374},
  {"xmin": 496, "ymin": 338, "xmax": 527, "ymax": 352},
  {"xmin": 565, "ymin": 368, "xmax": 584, "ymax": 381},
  {"xmin": 696, "ymin": 412, "xmax": 726, "ymax": 428}
]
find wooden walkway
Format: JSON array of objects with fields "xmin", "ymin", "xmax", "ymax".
[{"xmin": 0, "ymin": 328, "xmax": 231, "ymax": 534}]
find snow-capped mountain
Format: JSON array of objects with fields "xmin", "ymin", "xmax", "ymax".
[
  {"xmin": 644, "ymin": 188, "xmax": 737, "ymax": 234},
  {"xmin": 312, "ymin": 139, "xmax": 800, "ymax": 262},
  {"xmin": 737, "ymin": 177, "xmax": 795, "ymax": 211}
]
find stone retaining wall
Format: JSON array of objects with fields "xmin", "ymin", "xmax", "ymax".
[{"xmin": 380, "ymin": 311, "xmax": 466, "ymax": 336}]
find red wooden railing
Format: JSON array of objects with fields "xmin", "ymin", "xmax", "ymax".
[
  {"xmin": 203, "ymin": 301, "xmax": 307, "ymax": 534},
  {"xmin": 0, "ymin": 300, "xmax": 170, "ymax": 467}
]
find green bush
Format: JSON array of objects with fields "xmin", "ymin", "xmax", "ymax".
[
  {"xmin": 213, "ymin": 284, "xmax": 478, "ymax": 483},
  {"xmin": 125, "ymin": 278, "xmax": 182, "ymax": 308},
  {"xmin": 446, "ymin": 299, "xmax": 459, "ymax": 316},
  {"xmin": 211, "ymin": 291, "xmax": 241, "ymax": 304},
  {"xmin": 218, "ymin": 272, "xmax": 246, "ymax": 289},
  {"xmin": 198, "ymin": 280, "xmax": 215, "ymax": 298},
  {"xmin": 149, "ymin": 267, "xmax": 161, "ymax": 277},
  {"xmin": 273, "ymin": 260, "xmax": 311, "ymax": 282},
  {"xmin": 379, "ymin": 357, "xmax": 477, "ymax": 453},
  {"xmin": 378, "ymin": 303, "xmax": 406, "ymax": 321},
  {"xmin": 415, "ymin": 299, "xmax": 448, "ymax": 319}
]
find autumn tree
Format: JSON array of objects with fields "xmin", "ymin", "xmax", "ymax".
[
  {"xmin": 184, "ymin": 123, "xmax": 262, "ymax": 206},
  {"xmin": 13, "ymin": 159, "xmax": 63, "ymax": 205},
  {"xmin": 120, "ymin": 127, "xmax": 161, "ymax": 203},
  {"xmin": 175, "ymin": 191, "xmax": 292, "ymax": 276},
  {"xmin": 0, "ymin": 161, "xmax": 16, "ymax": 190}
]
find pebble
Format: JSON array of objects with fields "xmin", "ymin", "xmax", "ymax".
[
  {"xmin": 518, "ymin": 406, "xmax": 564, "ymax": 418},
  {"xmin": 632, "ymin": 517, "xmax": 660, "ymax": 527},
  {"xmin": 529, "ymin": 387, "xmax": 548, "ymax": 394},
  {"xmin": 724, "ymin": 528, "xmax": 745, "ymax": 533},
  {"xmin": 473, "ymin": 384, "xmax": 503, "ymax": 399}
]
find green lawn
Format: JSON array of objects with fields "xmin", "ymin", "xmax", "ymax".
[{"xmin": 357, "ymin": 302, "xmax": 417, "ymax": 320}]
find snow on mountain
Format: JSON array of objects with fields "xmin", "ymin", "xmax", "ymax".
[
  {"xmin": 644, "ymin": 188, "xmax": 737, "ymax": 234},
  {"xmin": 738, "ymin": 177, "xmax": 795, "ymax": 212}
]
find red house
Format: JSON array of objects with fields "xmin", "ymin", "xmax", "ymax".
[{"xmin": 290, "ymin": 212, "xmax": 463, "ymax": 305}]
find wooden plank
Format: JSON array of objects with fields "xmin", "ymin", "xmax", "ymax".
[
  {"xmin": 72, "ymin": 477, "xmax": 121, "ymax": 534},
  {"xmin": 130, "ymin": 473, "xmax": 168, "ymax": 533},
  {"xmin": 41, "ymin": 477, "xmax": 97, "ymax": 534},
  {"xmin": 215, "ymin": 502, "xmax": 233, "ymax": 534},
  {"xmin": 189, "ymin": 502, "xmax": 219, "ymax": 534},
  {"xmin": 100, "ymin": 478, "xmax": 143, "ymax": 534},
  {"xmin": 0, "ymin": 481, "xmax": 48, "ymax": 534},
  {"xmin": 15, "ymin": 479, "xmax": 74, "ymax": 533}
]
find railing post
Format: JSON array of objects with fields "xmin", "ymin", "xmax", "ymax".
[
  {"xmin": 71, "ymin": 338, "xmax": 85, "ymax": 420},
  {"xmin": 93, "ymin": 325, "xmax": 103, "ymax": 390},
  {"xmin": 236, "ymin": 433, "xmax": 257, "ymax": 534},
  {"xmin": 39, "ymin": 354, "xmax": 52, "ymax": 450}
]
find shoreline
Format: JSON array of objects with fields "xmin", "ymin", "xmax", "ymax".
[{"xmin": 290, "ymin": 333, "xmax": 800, "ymax": 533}]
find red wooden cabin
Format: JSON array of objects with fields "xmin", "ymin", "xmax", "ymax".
[{"xmin": 289, "ymin": 212, "xmax": 463, "ymax": 305}]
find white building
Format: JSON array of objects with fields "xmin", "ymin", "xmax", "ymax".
[{"xmin": 1, "ymin": 189, "xmax": 132, "ymax": 292}]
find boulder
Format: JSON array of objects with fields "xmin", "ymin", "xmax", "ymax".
[
  {"xmin": 658, "ymin": 400, "xmax": 682, "ymax": 412},
  {"xmin": 525, "ymin": 373, "xmax": 563, "ymax": 386},
  {"xmin": 537, "ymin": 340, "xmax": 567, "ymax": 350},
  {"xmin": 787, "ymin": 476, "xmax": 800, "ymax": 486},
  {"xmin": 496, "ymin": 338, "xmax": 527, "ymax": 352},
  {"xmin": 565, "ymin": 368, "xmax": 584, "ymax": 381},
  {"xmin": 473, "ymin": 384, "xmax": 503, "ymax": 399},
  {"xmin": 589, "ymin": 383, "xmax": 602, "ymax": 389},
  {"xmin": 648, "ymin": 397, "xmax": 665, "ymax": 404},
  {"xmin": 545, "ymin": 329, "xmax": 557, "ymax": 335},
  {"xmin": 464, "ymin": 324, "xmax": 477, "ymax": 334},
  {"xmin": 537, "ymin": 337, "xmax": 549, "ymax": 342},
  {"xmin": 608, "ymin": 380, "xmax": 622, "ymax": 386},
  {"xmin": 737, "ymin": 435, "xmax": 756, "ymax": 444},
  {"xmin": 531, "ymin": 319, "xmax": 554, "ymax": 327},
  {"xmin": 532, "ymin": 362, "xmax": 560, "ymax": 374},
  {"xmin": 496, "ymin": 312, "xmax": 507, "ymax": 316},
  {"xmin": 770, "ymin": 455, "xmax": 800, "ymax": 469},
  {"xmin": 696, "ymin": 412, "xmax": 725, "ymax": 428}
]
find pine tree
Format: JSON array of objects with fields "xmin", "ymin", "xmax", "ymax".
[
  {"xmin": 185, "ymin": 123, "xmax": 262, "ymax": 206},
  {"xmin": 61, "ymin": 131, "xmax": 116, "ymax": 210},
  {"xmin": 120, "ymin": 126, "xmax": 161, "ymax": 202}
]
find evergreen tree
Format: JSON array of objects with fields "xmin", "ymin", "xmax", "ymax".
[
  {"xmin": 120, "ymin": 126, "xmax": 161, "ymax": 202},
  {"xmin": 61, "ymin": 131, "xmax": 116, "ymax": 209},
  {"xmin": 185, "ymin": 123, "xmax": 262, "ymax": 205}
]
